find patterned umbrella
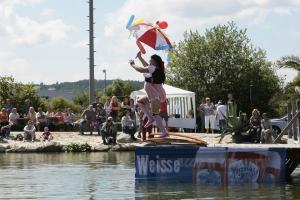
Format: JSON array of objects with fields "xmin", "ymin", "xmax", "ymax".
[{"xmin": 128, "ymin": 22, "xmax": 172, "ymax": 53}]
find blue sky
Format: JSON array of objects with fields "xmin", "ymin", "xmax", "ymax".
[{"xmin": 0, "ymin": 0, "xmax": 299, "ymax": 85}]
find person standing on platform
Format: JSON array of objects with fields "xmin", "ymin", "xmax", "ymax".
[
  {"xmin": 4, "ymin": 99, "xmax": 14, "ymax": 116},
  {"xmin": 129, "ymin": 52, "xmax": 169, "ymax": 138},
  {"xmin": 24, "ymin": 99, "xmax": 33, "ymax": 116},
  {"xmin": 197, "ymin": 99, "xmax": 206, "ymax": 133},
  {"xmin": 216, "ymin": 100, "xmax": 226, "ymax": 133},
  {"xmin": 202, "ymin": 97, "xmax": 215, "ymax": 134},
  {"xmin": 92, "ymin": 97, "xmax": 104, "ymax": 110},
  {"xmin": 110, "ymin": 96, "xmax": 119, "ymax": 122},
  {"xmin": 121, "ymin": 95, "xmax": 131, "ymax": 114},
  {"xmin": 227, "ymin": 93, "xmax": 237, "ymax": 115}
]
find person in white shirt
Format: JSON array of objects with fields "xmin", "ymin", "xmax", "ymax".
[
  {"xmin": 45, "ymin": 107, "xmax": 54, "ymax": 117},
  {"xmin": 23, "ymin": 120, "xmax": 36, "ymax": 143},
  {"xmin": 216, "ymin": 100, "xmax": 227, "ymax": 133},
  {"xmin": 45, "ymin": 107, "xmax": 55, "ymax": 131},
  {"xmin": 9, "ymin": 108, "xmax": 20, "ymax": 131},
  {"xmin": 36, "ymin": 107, "xmax": 47, "ymax": 131}
]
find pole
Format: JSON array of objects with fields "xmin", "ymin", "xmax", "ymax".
[
  {"xmin": 103, "ymin": 69, "xmax": 106, "ymax": 93},
  {"xmin": 88, "ymin": 0, "xmax": 95, "ymax": 104}
]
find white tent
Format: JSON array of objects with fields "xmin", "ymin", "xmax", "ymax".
[{"xmin": 130, "ymin": 84, "xmax": 196, "ymax": 131}]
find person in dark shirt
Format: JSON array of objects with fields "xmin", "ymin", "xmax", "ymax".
[
  {"xmin": 0, "ymin": 116, "xmax": 11, "ymax": 140},
  {"xmin": 227, "ymin": 93, "xmax": 237, "ymax": 115},
  {"xmin": 24, "ymin": 99, "xmax": 33, "ymax": 116},
  {"xmin": 92, "ymin": 97, "xmax": 104, "ymax": 110}
]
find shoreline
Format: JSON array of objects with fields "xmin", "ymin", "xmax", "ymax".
[{"xmin": 0, "ymin": 131, "xmax": 290, "ymax": 153}]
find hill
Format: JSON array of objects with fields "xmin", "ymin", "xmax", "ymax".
[{"xmin": 37, "ymin": 79, "xmax": 144, "ymax": 92}]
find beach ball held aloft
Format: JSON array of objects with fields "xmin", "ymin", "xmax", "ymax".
[
  {"xmin": 126, "ymin": 15, "xmax": 135, "ymax": 29},
  {"xmin": 156, "ymin": 21, "xmax": 168, "ymax": 29},
  {"xmin": 136, "ymin": 40, "xmax": 146, "ymax": 54}
]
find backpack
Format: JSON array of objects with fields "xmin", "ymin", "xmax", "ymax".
[{"xmin": 14, "ymin": 134, "xmax": 23, "ymax": 141}]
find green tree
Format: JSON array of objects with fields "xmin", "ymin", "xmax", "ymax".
[
  {"xmin": 50, "ymin": 97, "xmax": 82, "ymax": 115},
  {"xmin": 73, "ymin": 90, "xmax": 90, "ymax": 109},
  {"xmin": 271, "ymin": 55, "xmax": 300, "ymax": 115},
  {"xmin": 105, "ymin": 79, "xmax": 125, "ymax": 98},
  {"xmin": 166, "ymin": 22, "xmax": 283, "ymax": 117},
  {"xmin": 0, "ymin": 76, "xmax": 48, "ymax": 114}
]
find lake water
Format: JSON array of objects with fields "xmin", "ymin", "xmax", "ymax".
[{"xmin": 0, "ymin": 152, "xmax": 300, "ymax": 199}]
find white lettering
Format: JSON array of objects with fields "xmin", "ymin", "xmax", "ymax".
[
  {"xmin": 156, "ymin": 155, "xmax": 160, "ymax": 173},
  {"xmin": 167, "ymin": 160, "xmax": 173, "ymax": 173},
  {"xmin": 174, "ymin": 160, "xmax": 180, "ymax": 173},
  {"xmin": 149, "ymin": 160, "xmax": 156, "ymax": 173},
  {"xmin": 136, "ymin": 155, "xmax": 149, "ymax": 175},
  {"xmin": 160, "ymin": 160, "xmax": 167, "ymax": 173}
]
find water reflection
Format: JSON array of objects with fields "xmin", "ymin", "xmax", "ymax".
[
  {"xmin": 0, "ymin": 152, "xmax": 300, "ymax": 199},
  {"xmin": 135, "ymin": 181, "xmax": 300, "ymax": 199}
]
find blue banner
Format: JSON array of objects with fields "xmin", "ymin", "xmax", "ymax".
[{"xmin": 135, "ymin": 147, "xmax": 286, "ymax": 183}]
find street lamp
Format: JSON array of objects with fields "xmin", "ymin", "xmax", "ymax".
[{"xmin": 103, "ymin": 69, "xmax": 106, "ymax": 93}]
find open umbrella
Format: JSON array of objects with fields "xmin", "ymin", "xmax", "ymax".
[{"xmin": 128, "ymin": 22, "xmax": 172, "ymax": 53}]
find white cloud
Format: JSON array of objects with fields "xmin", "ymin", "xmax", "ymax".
[
  {"xmin": 0, "ymin": 1, "xmax": 75, "ymax": 47},
  {"xmin": 0, "ymin": 51, "xmax": 38, "ymax": 83},
  {"xmin": 72, "ymin": 40, "xmax": 89, "ymax": 49},
  {"xmin": 41, "ymin": 8, "xmax": 56, "ymax": 18},
  {"xmin": 104, "ymin": 0, "xmax": 299, "ymax": 36}
]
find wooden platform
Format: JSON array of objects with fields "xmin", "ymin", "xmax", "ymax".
[
  {"xmin": 144, "ymin": 132, "xmax": 208, "ymax": 146},
  {"xmin": 143, "ymin": 132, "xmax": 300, "ymax": 176}
]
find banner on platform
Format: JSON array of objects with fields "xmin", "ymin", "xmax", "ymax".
[{"xmin": 135, "ymin": 147, "xmax": 286, "ymax": 183}]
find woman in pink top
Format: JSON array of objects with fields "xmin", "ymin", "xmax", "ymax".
[
  {"xmin": 129, "ymin": 52, "xmax": 168, "ymax": 138},
  {"xmin": 55, "ymin": 109, "xmax": 64, "ymax": 124}
]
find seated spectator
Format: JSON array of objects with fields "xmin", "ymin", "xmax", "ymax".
[
  {"xmin": 45, "ymin": 107, "xmax": 54, "ymax": 117},
  {"xmin": 54, "ymin": 109, "xmax": 64, "ymax": 124},
  {"xmin": 96, "ymin": 104, "xmax": 107, "ymax": 135},
  {"xmin": 45, "ymin": 107, "xmax": 55, "ymax": 131},
  {"xmin": 39, "ymin": 127, "xmax": 53, "ymax": 141},
  {"xmin": 26, "ymin": 107, "xmax": 37, "ymax": 126},
  {"xmin": 121, "ymin": 110, "xmax": 137, "ymax": 141},
  {"xmin": 36, "ymin": 107, "xmax": 47, "ymax": 131},
  {"xmin": 261, "ymin": 113, "xmax": 277, "ymax": 144},
  {"xmin": 9, "ymin": 108, "xmax": 20, "ymax": 131},
  {"xmin": 249, "ymin": 109, "xmax": 261, "ymax": 143},
  {"xmin": 0, "ymin": 109, "xmax": 10, "ymax": 137},
  {"xmin": 101, "ymin": 117, "xmax": 117, "ymax": 145},
  {"xmin": 79, "ymin": 105, "xmax": 96, "ymax": 135},
  {"xmin": 23, "ymin": 120, "xmax": 36, "ymax": 143},
  {"xmin": 0, "ymin": 108, "xmax": 9, "ymax": 119},
  {"xmin": 62, "ymin": 109, "xmax": 73, "ymax": 131},
  {"xmin": 0, "ymin": 116, "xmax": 11, "ymax": 139},
  {"xmin": 67, "ymin": 108, "xmax": 76, "ymax": 126}
]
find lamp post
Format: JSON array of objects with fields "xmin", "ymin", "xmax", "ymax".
[{"xmin": 103, "ymin": 69, "xmax": 106, "ymax": 93}]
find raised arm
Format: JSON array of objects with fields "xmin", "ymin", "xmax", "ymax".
[
  {"xmin": 129, "ymin": 60, "xmax": 149, "ymax": 73},
  {"xmin": 136, "ymin": 52, "xmax": 149, "ymax": 67}
]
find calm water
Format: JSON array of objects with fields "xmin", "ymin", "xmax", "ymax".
[{"xmin": 0, "ymin": 152, "xmax": 300, "ymax": 199}]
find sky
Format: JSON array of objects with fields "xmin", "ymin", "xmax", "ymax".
[{"xmin": 0, "ymin": 0, "xmax": 300, "ymax": 85}]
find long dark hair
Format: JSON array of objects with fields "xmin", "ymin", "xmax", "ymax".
[{"xmin": 151, "ymin": 54, "xmax": 165, "ymax": 84}]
